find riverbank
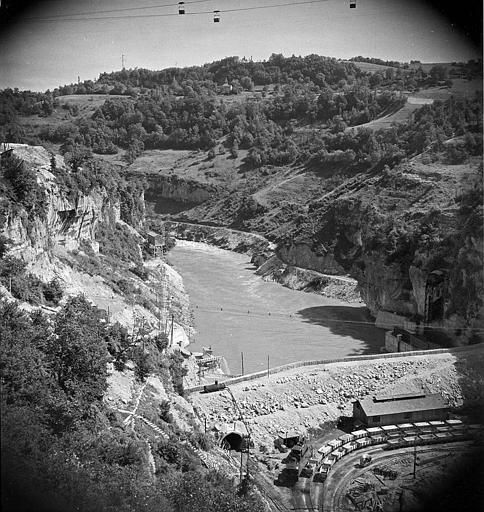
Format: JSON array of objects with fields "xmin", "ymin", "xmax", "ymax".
[
  {"xmin": 167, "ymin": 240, "xmax": 385, "ymax": 374},
  {"xmin": 191, "ymin": 344, "xmax": 484, "ymax": 447},
  {"xmin": 160, "ymin": 220, "xmax": 362, "ymax": 302}
]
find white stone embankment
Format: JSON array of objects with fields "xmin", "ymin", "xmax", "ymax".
[{"xmin": 190, "ymin": 345, "xmax": 484, "ymax": 446}]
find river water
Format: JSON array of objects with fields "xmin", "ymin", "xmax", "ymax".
[{"xmin": 168, "ymin": 240, "xmax": 385, "ymax": 374}]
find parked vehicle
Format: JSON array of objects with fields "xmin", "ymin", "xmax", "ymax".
[
  {"xmin": 313, "ymin": 465, "xmax": 330, "ymax": 483},
  {"xmin": 203, "ymin": 381, "xmax": 226, "ymax": 393},
  {"xmin": 359, "ymin": 453, "xmax": 372, "ymax": 467}
]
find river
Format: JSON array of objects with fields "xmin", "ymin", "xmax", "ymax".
[{"xmin": 167, "ymin": 240, "xmax": 385, "ymax": 374}]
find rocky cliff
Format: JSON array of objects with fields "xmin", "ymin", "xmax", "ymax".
[
  {"xmin": 1, "ymin": 144, "xmax": 123, "ymax": 258},
  {"xmin": 275, "ymin": 162, "xmax": 484, "ymax": 345},
  {"xmin": 0, "ymin": 144, "xmax": 194, "ymax": 343},
  {"xmin": 144, "ymin": 174, "xmax": 218, "ymax": 215}
]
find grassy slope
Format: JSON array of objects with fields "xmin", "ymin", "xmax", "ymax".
[{"xmin": 348, "ymin": 79, "xmax": 483, "ymax": 132}]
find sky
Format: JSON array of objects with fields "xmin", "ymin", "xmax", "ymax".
[{"xmin": 0, "ymin": 0, "xmax": 482, "ymax": 91}]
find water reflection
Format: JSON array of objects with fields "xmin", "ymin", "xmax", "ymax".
[{"xmin": 297, "ymin": 306, "xmax": 385, "ymax": 355}]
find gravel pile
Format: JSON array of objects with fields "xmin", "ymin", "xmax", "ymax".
[{"xmin": 192, "ymin": 350, "xmax": 484, "ymax": 444}]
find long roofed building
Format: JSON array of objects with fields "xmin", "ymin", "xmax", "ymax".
[{"xmin": 353, "ymin": 392, "xmax": 449, "ymax": 427}]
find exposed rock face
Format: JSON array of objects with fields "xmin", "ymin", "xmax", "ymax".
[
  {"xmin": 2, "ymin": 144, "xmax": 121, "ymax": 260},
  {"xmin": 254, "ymin": 253, "xmax": 361, "ymax": 302},
  {"xmin": 272, "ymin": 165, "xmax": 483, "ymax": 344},
  {"xmin": 144, "ymin": 174, "xmax": 217, "ymax": 214},
  {"xmin": 162, "ymin": 220, "xmax": 274, "ymax": 255},
  {"xmin": 277, "ymin": 241, "xmax": 346, "ymax": 276}
]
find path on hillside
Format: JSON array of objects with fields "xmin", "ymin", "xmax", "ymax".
[{"xmin": 347, "ymin": 96, "xmax": 434, "ymax": 132}]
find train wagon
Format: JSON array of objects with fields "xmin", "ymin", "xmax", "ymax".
[
  {"xmin": 351, "ymin": 429, "xmax": 368, "ymax": 439},
  {"xmin": 436, "ymin": 426, "xmax": 451, "ymax": 433},
  {"xmin": 342, "ymin": 442, "xmax": 356, "ymax": 455},
  {"xmin": 332, "ymin": 448, "xmax": 345, "ymax": 461},
  {"xmin": 339, "ymin": 433, "xmax": 355, "ymax": 444},
  {"xmin": 468, "ymin": 424, "xmax": 483, "ymax": 432},
  {"xmin": 419, "ymin": 433, "xmax": 436, "ymax": 445},
  {"xmin": 434, "ymin": 432, "xmax": 453, "ymax": 443},
  {"xmin": 451, "ymin": 430, "xmax": 469, "ymax": 441},
  {"xmin": 356, "ymin": 438, "xmax": 371, "ymax": 449},
  {"xmin": 328, "ymin": 439, "xmax": 343, "ymax": 450},
  {"xmin": 285, "ymin": 458, "xmax": 299, "ymax": 471},
  {"xmin": 446, "ymin": 419, "xmax": 466, "ymax": 431},
  {"xmin": 322, "ymin": 455, "xmax": 337, "ymax": 468},
  {"xmin": 429, "ymin": 420, "xmax": 446, "ymax": 429},
  {"xmin": 414, "ymin": 421, "xmax": 433, "ymax": 434},
  {"xmin": 381, "ymin": 425, "xmax": 399, "ymax": 435},
  {"xmin": 385, "ymin": 438, "xmax": 403, "ymax": 450},
  {"xmin": 402, "ymin": 435, "xmax": 419, "ymax": 446},
  {"xmin": 300, "ymin": 458, "xmax": 318, "ymax": 478},
  {"xmin": 313, "ymin": 464, "xmax": 331, "ymax": 482},
  {"xmin": 318, "ymin": 444, "xmax": 332, "ymax": 457},
  {"xmin": 396, "ymin": 423, "xmax": 414, "ymax": 431},
  {"xmin": 369, "ymin": 434, "xmax": 386, "ymax": 445},
  {"xmin": 366, "ymin": 427, "xmax": 384, "ymax": 435}
]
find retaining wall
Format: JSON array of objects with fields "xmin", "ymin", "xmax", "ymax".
[{"xmin": 186, "ymin": 344, "xmax": 482, "ymax": 394}]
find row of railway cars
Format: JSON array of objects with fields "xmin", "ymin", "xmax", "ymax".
[{"xmin": 309, "ymin": 420, "xmax": 482, "ymax": 482}]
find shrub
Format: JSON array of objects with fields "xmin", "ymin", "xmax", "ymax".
[
  {"xmin": 42, "ymin": 278, "xmax": 63, "ymax": 305},
  {"xmin": 132, "ymin": 348, "xmax": 153, "ymax": 382},
  {"xmin": 159, "ymin": 400, "xmax": 173, "ymax": 423}
]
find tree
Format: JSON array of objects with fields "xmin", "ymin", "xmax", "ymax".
[
  {"xmin": 48, "ymin": 296, "xmax": 108, "ymax": 401},
  {"xmin": 43, "ymin": 278, "xmax": 63, "ymax": 305},
  {"xmin": 430, "ymin": 65, "xmax": 448, "ymax": 82}
]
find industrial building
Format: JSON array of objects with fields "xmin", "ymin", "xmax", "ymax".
[
  {"xmin": 146, "ymin": 230, "xmax": 165, "ymax": 257},
  {"xmin": 353, "ymin": 392, "xmax": 449, "ymax": 427}
]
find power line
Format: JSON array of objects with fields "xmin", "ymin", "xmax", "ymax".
[
  {"xmin": 190, "ymin": 304, "xmax": 484, "ymax": 333},
  {"xmin": 24, "ymin": 0, "xmax": 332, "ymax": 23},
  {"xmin": 24, "ymin": 0, "xmax": 215, "ymax": 20}
]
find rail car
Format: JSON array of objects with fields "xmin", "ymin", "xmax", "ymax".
[
  {"xmin": 318, "ymin": 444, "xmax": 332, "ymax": 456},
  {"xmin": 351, "ymin": 429, "xmax": 369, "ymax": 439},
  {"xmin": 308, "ymin": 420, "xmax": 482, "ymax": 483},
  {"xmin": 327, "ymin": 438, "xmax": 343, "ymax": 450}
]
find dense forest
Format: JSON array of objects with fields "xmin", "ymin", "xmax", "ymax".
[
  {"xmin": 0, "ymin": 296, "xmax": 264, "ymax": 512},
  {"xmin": 1, "ymin": 54, "xmax": 481, "ymax": 166}
]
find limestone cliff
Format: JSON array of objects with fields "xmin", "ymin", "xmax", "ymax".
[
  {"xmin": 1, "ymin": 144, "xmax": 122, "ymax": 258},
  {"xmin": 276, "ymin": 163, "xmax": 484, "ymax": 345},
  {"xmin": 0, "ymin": 144, "xmax": 192, "ymax": 344}
]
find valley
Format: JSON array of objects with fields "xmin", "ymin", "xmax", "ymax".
[{"xmin": 1, "ymin": 51, "xmax": 482, "ymax": 512}]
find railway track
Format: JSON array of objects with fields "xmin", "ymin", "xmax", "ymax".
[{"xmin": 326, "ymin": 442, "xmax": 472, "ymax": 512}]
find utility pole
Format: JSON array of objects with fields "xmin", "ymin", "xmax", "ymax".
[
  {"xmin": 240, "ymin": 450, "xmax": 244, "ymax": 486},
  {"xmin": 267, "ymin": 355, "xmax": 270, "ymax": 379},
  {"xmin": 170, "ymin": 313, "xmax": 174, "ymax": 347},
  {"xmin": 412, "ymin": 439, "xmax": 418, "ymax": 479},
  {"xmin": 241, "ymin": 351, "xmax": 244, "ymax": 375},
  {"xmin": 122, "ymin": 54, "xmax": 126, "ymax": 69}
]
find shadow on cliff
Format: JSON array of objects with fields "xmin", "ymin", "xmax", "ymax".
[{"xmin": 296, "ymin": 305, "xmax": 386, "ymax": 355}]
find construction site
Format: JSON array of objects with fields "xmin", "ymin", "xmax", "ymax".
[{"xmin": 190, "ymin": 344, "xmax": 484, "ymax": 511}]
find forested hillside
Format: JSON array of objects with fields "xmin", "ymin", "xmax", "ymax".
[
  {"xmin": 0, "ymin": 145, "xmax": 264, "ymax": 512},
  {"xmin": 0, "ymin": 53, "xmax": 483, "ymax": 509},
  {"xmin": 2, "ymin": 54, "xmax": 481, "ymax": 165}
]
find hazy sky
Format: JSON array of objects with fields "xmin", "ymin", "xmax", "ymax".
[{"xmin": 0, "ymin": 0, "xmax": 481, "ymax": 91}]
